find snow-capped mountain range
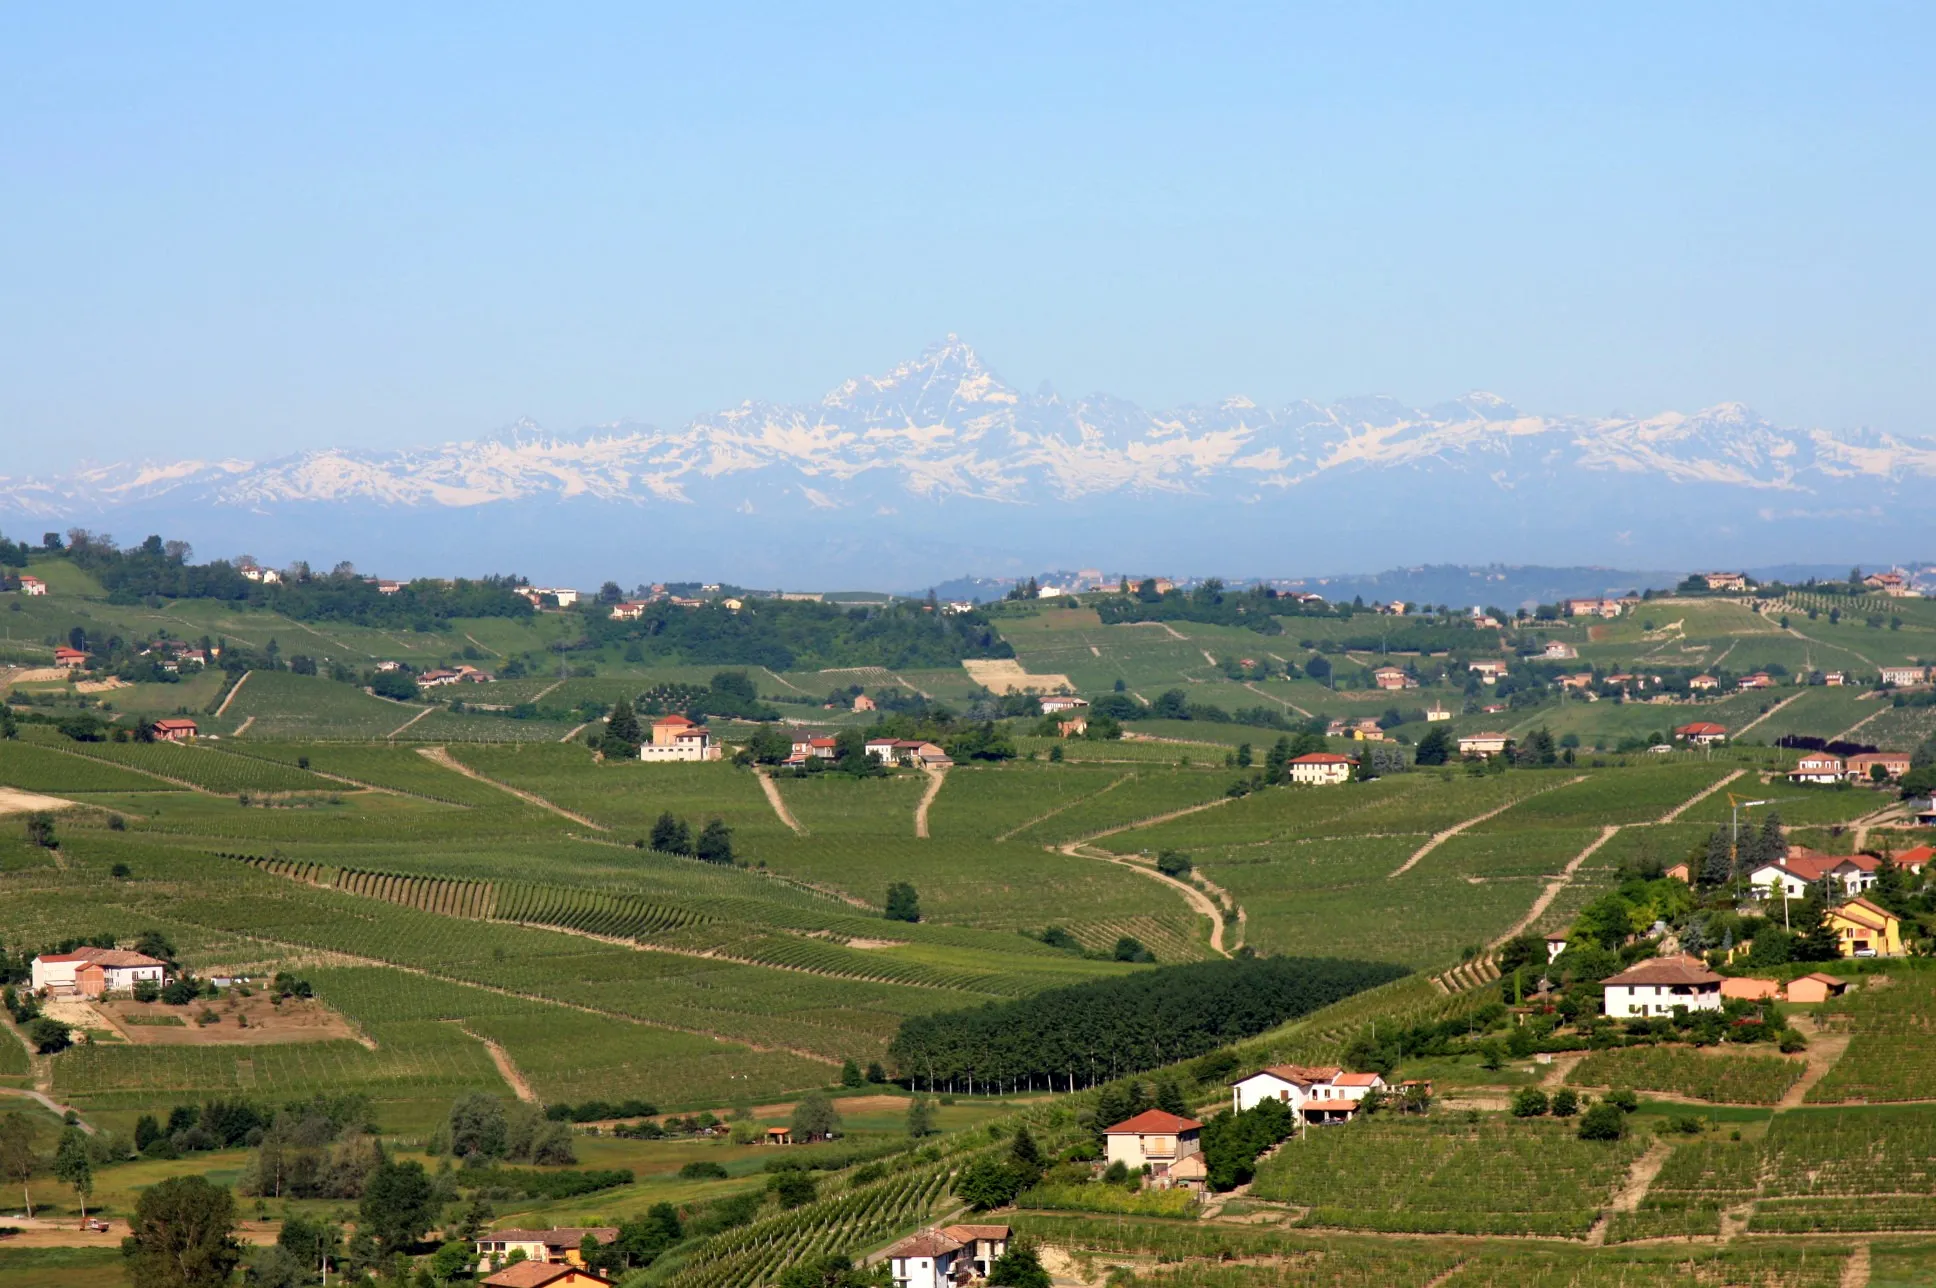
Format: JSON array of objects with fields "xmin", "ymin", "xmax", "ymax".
[{"xmin": 3, "ymin": 337, "xmax": 1930, "ymax": 585}]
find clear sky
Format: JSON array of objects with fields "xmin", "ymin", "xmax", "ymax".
[{"xmin": 4, "ymin": 3, "xmax": 1933, "ymax": 475}]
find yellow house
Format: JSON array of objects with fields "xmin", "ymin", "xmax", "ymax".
[{"xmin": 1825, "ymin": 897, "xmax": 1903, "ymax": 958}]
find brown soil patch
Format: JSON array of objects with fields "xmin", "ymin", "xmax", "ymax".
[
  {"xmin": 95, "ymin": 995, "xmax": 364, "ymax": 1047},
  {"xmin": 960, "ymin": 658, "xmax": 1074, "ymax": 694},
  {"xmin": 0, "ymin": 787, "xmax": 74, "ymax": 816}
]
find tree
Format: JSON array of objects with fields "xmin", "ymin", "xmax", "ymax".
[
  {"xmin": 1550, "ymin": 1088, "xmax": 1580, "ymax": 1118},
  {"xmin": 905, "ymin": 1098, "xmax": 935, "ymax": 1138},
  {"xmin": 1155, "ymin": 1081, "xmax": 1189, "ymax": 1117},
  {"xmin": 241, "ymin": 1245, "xmax": 305, "ymax": 1288},
  {"xmin": 650, "ymin": 811, "xmax": 692, "ymax": 856},
  {"xmin": 359, "ymin": 1158, "xmax": 435, "ymax": 1254},
  {"xmin": 0, "ymin": 1114, "xmax": 38, "ymax": 1217},
  {"xmin": 988, "ymin": 1239, "xmax": 1053, "ymax": 1288},
  {"xmin": 777, "ymin": 1253, "xmax": 868, "ymax": 1288},
  {"xmin": 1155, "ymin": 850, "xmax": 1192, "ymax": 878},
  {"xmin": 768, "ymin": 1169, "xmax": 817, "ymax": 1209},
  {"xmin": 27, "ymin": 1016, "xmax": 72, "ymax": 1053},
  {"xmin": 24, "ymin": 812, "xmax": 57, "ymax": 849},
  {"xmin": 884, "ymin": 882, "xmax": 921, "ymax": 923},
  {"xmin": 790, "ymin": 1090, "xmax": 842, "ymax": 1142},
  {"xmin": 1413, "ymin": 725, "xmax": 1452, "ymax": 766},
  {"xmin": 1700, "ymin": 827, "xmax": 1733, "ymax": 887},
  {"xmin": 605, "ymin": 698, "xmax": 642, "ymax": 754},
  {"xmin": 840, "ymin": 1059, "xmax": 864, "ymax": 1088},
  {"xmin": 446, "ymin": 1092, "xmax": 508, "ymax": 1161},
  {"xmin": 954, "ymin": 1155, "xmax": 1028, "ymax": 1210},
  {"xmin": 53, "ymin": 1126, "xmax": 92, "ymax": 1221},
  {"xmin": 1577, "ymin": 1103, "xmax": 1627, "ymax": 1141},
  {"xmin": 694, "ymin": 818, "xmax": 734, "ymax": 865},
  {"xmin": 124, "ymin": 1174, "xmax": 242, "ymax": 1288},
  {"xmin": 1795, "ymin": 887, "xmax": 1844, "ymax": 962}
]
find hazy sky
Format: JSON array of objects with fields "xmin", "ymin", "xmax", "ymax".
[{"xmin": 5, "ymin": 4, "xmax": 1933, "ymax": 475}]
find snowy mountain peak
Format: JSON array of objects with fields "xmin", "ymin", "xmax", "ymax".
[{"xmin": 2, "ymin": 340, "xmax": 1932, "ymax": 574}]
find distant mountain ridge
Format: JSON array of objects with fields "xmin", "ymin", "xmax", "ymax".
[{"xmin": 2, "ymin": 337, "xmax": 1930, "ymax": 584}]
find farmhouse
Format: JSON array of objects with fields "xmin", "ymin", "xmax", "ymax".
[
  {"xmin": 1230, "ymin": 1065, "xmax": 1386, "ymax": 1123},
  {"xmin": 1468, "ymin": 660, "xmax": 1511, "ymax": 683},
  {"xmin": 1426, "ymin": 704, "xmax": 1452, "ymax": 722},
  {"xmin": 18, "ymin": 575, "xmax": 47, "ymax": 596},
  {"xmin": 31, "ymin": 947, "xmax": 170, "ymax": 997},
  {"xmin": 1542, "ymin": 641, "xmax": 1578, "ymax": 660},
  {"xmin": 1545, "ymin": 932, "xmax": 1569, "ymax": 962},
  {"xmin": 1287, "ymin": 752, "xmax": 1356, "ymax": 785},
  {"xmin": 151, "ymin": 718, "xmax": 198, "ymax": 742},
  {"xmin": 1372, "ymin": 666, "xmax": 1415, "ymax": 690},
  {"xmin": 481, "ymin": 1265, "xmax": 613, "ymax": 1288},
  {"xmin": 1789, "ymin": 751, "xmax": 1845, "ymax": 784},
  {"xmin": 1863, "ymin": 571, "xmax": 1910, "ymax": 595},
  {"xmin": 1103, "ymin": 1109, "xmax": 1203, "ymax": 1177},
  {"xmin": 608, "ymin": 601, "xmax": 648, "ymax": 621},
  {"xmin": 53, "ymin": 647, "xmax": 88, "ymax": 668},
  {"xmin": 375, "ymin": 580, "xmax": 403, "ymax": 595},
  {"xmin": 1041, "ymin": 695, "xmax": 1089, "ymax": 713},
  {"xmin": 1845, "ymin": 751, "xmax": 1911, "ymax": 781},
  {"xmin": 1737, "ymin": 672, "xmax": 1775, "ymax": 690},
  {"xmin": 1663, "ymin": 862, "xmax": 1691, "ymax": 883},
  {"xmin": 1879, "ymin": 665, "xmax": 1929, "ymax": 687},
  {"xmin": 1689, "ymin": 674, "xmax": 1719, "ymax": 692},
  {"xmin": 1565, "ymin": 598, "xmax": 1624, "ymax": 618},
  {"xmin": 1602, "ymin": 955, "xmax": 1723, "ymax": 1018},
  {"xmin": 1674, "ymin": 721, "xmax": 1728, "ymax": 746},
  {"xmin": 1825, "ymin": 897, "xmax": 1903, "ymax": 957},
  {"xmin": 474, "ymin": 1228, "xmax": 620, "ymax": 1269},
  {"xmin": 638, "ymin": 714, "xmax": 719, "ymax": 763},
  {"xmin": 884, "ymin": 1230, "xmax": 971, "ymax": 1288},
  {"xmin": 939, "ymin": 1225, "xmax": 1012, "ymax": 1280},
  {"xmin": 1057, "ymin": 717, "xmax": 1088, "ymax": 738},
  {"xmin": 418, "ymin": 668, "xmax": 463, "ymax": 687},
  {"xmin": 1458, "ymin": 733, "xmax": 1512, "ymax": 758},
  {"xmin": 1823, "ymin": 671, "xmax": 1848, "ymax": 686},
  {"xmin": 852, "ymin": 693, "xmax": 876, "ymax": 712},
  {"xmin": 1702, "ymin": 572, "xmax": 1750, "ymax": 591},
  {"xmin": 1749, "ymin": 850, "xmax": 1879, "ymax": 900}
]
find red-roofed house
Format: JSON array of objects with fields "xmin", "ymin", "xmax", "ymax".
[
  {"xmin": 1371, "ymin": 666, "xmax": 1414, "ymax": 691},
  {"xmin": 883, "ymin": 1229, "xmax": 966, "ymax": 1288},
  {"xmin": 1675, "ymin": 721, "xmax": 1728, "ymax": 746},
  {"xmin": 1103, "ymin": 1110, "xmax": 1203, "ymax": 1174},
  {"xmin": 938, "ymin": 1225, "xmax": 1012, "ymax": 1280},
  {"xmin": 480, "ymin": 1264, "xmax": 613, "ymax": 1288},
  {"xmin": 151, "ymin": 718, "xmax": 198, "ymax": 743},
  {"xmin": 1845, "ymin": 752, "xmax": 1911, "ymax": 781},
  {"xmin": 53, "ymin": 646, "xmax": 87, "ymax": 668},
  {"xmin": 18, "ymin": 576, "xmax": 47, "ymax": 596},
  {"xmin": 1749, "ymin": 849, "xmax": 1880, "ymax": 900},
  {"xmin": 1890, "ymin": 845, "xmax": 1934, "ymax": 875},
  {"xmin": 1288, "ymin": 752, "xmax": 1355, "ymax": 786},
  {"xmin": 1738, "ymin": 672, "xmax": 1775, "ymax": 690}
]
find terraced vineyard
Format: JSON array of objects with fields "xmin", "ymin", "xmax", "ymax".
[
  {"xmin": 1568, "ymin": 1045, "xmax": 1806, "ymax": 1105},
  {"xmin": 0, "ymin": 739, "xmax": 179, "ymax": 793},
  {"xmin": 1251, "ymin": 1118, "xmax": 1648, "ymax": 1236},
  {"xmin": 661, "ymin": 1156, "xmax": 956, "ymax": 1288},
  {"xmin": 21, "ymin": 729, "xmax": 342, "ymax": 792}
]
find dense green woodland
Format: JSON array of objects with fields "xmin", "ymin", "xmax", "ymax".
[{"xmin": 887, "ymin": 957, "xmax": 1407, "ymax": 1091}]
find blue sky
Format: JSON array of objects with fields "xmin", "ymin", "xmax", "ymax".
[{"xmin": 4, "ymin": 3, "xmax": 1933, "ymax": 474}]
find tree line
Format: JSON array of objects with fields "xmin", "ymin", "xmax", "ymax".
[{"xmin": 886, "ymin": 956, "xmax": 1408, "ymax": 1092}]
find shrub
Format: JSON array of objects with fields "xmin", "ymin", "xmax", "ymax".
[
  {"xmin": 1510, "ymin": 1088, "xmax": 1550, "ymax": 1118},
  {"xmin": 679, "ymin": 1161, "xmax": 728, "ymax": 1180}
]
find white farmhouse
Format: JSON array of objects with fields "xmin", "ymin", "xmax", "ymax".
[
  {"xmin": 1601, "ymin": 955, "xmax": 1723, "ymax": 1018},
  {"xmin": 32, "ymin": 947, "xmax": 170, "ymax": 997},
  {"xmin": 1287, "ymin": 752, "xmax": 1356, "ymax": 785},
  {"xmin": 1230, "ymin": 1065, "xmax": 1385, "ymax": 1124}
]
